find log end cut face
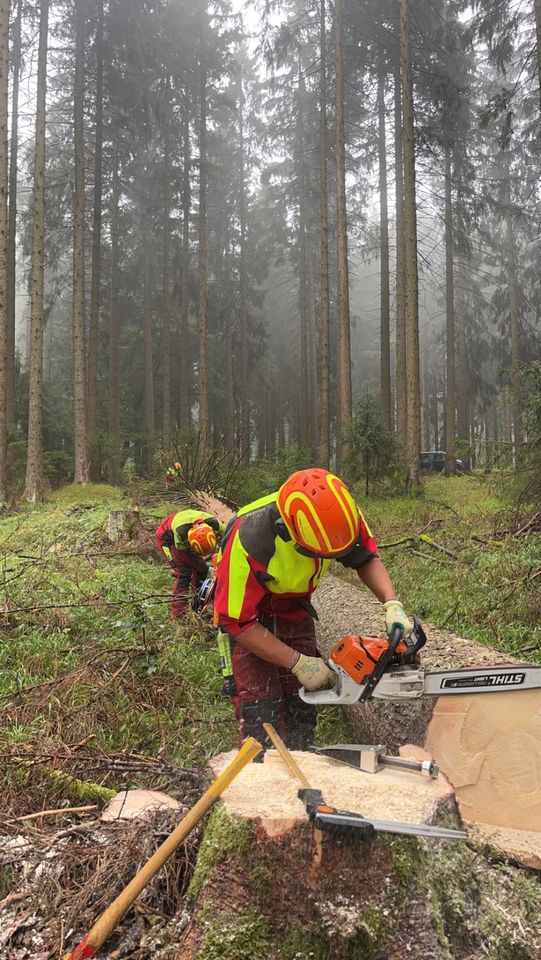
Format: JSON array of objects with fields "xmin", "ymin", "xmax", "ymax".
[{"xmin": 426, "ymin": 690, "xmax": 541, "ymax": 869}]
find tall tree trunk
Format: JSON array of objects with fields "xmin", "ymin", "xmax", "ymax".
[
  {"xmin": 534, "ymin": 0, "xmax": 541, "ymax": 115},
  {"xmin": 179, "ymin": 115, "xmax": 191, "ymax": 433},
  {"xmin": 24, "ymin": 0, "xmax": 48, "ymax": 502},
  {"xmin": 0, "ymin": 0, "xmax": 9, "ymax": 503},
  {"xmin": 504, "ymin": 175, "xmax": 522, "ymax": 454},
  {"xmin": 72, "ymin": 0, "xmax": 90, "ymax": 484},
  {"xmin": 422, "ymin": 352, "xmax": 430, "ymax": 450},
  {"xmin": 307, "ymin": 249, "xmax": 318, "ymax": 457},
  {"xmin": 224, "ymin": 316, "xmax": 234, "ymax": 451},
  {"xmin": 87, "ymin": 0, "xmax": 103, "ymax": 444},
  {"xmin": 297, "ymin": 75, "xmax": 309, "ymax": 450},
  {"xmin": 335, "ymin": 0, "xmax": 352, "ymax": 457},
  {"xmin": 197, "ymin": 57, "xmax": 209, "ymax": 449},
  {"xmin": 456, "ymin": 306, "xmax": 469, "ymax": 467},
  {"xmin": 162, "ymin": 103, "xmax": 172, "ymax": 448},
  {"xmin": 238, "ymin": 74, "xmax": 249, "ymax": 459},
  {"xmin": 6, "ymin": 0, "xmax": 20, "ymax": 427},
  {"xmin": 378, "ymin": 67, "xmax": 391, "ymax": 431},
  {"xmin": 400, "ymin": 0, "xmax": 421, "ymax": 485},
  {"xmin": 142, "ymin": 229, "xmax": 154, "ymax": 470},
  {"xmin": 107, "ymin": 149, "xmax": 120, "ymax": 484},
  {"xmin": 394, "ymin": 61, "xmax": 407, "ymax": 450},
  {"xmin": 432, "ymin": 371, "xmax": 439, "ymax": 451},
  {"xmin": 444, "ymin": 141, "xmax": 456, "ymax": 475},
  {"xmin": 318, "ymin": 0, "xmax": 330, "ymax": 467}
]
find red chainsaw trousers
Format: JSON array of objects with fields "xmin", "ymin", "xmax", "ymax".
[
  {"xmin": 230, "ymin": 614, "xmax": 318, "ymax": 752},
  {"xmin": 171, "ymin": 560, "xmax": 207, "ymax": 618}
]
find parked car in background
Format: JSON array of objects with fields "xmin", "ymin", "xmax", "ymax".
[{"xmin": 420, "ymin": 451, "xmax": 463, "ymax": 473}]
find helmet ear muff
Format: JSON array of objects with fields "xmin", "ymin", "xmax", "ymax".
[{"xmin": 274, "ymin": 518, "xmax": 292, "ymax": 542}]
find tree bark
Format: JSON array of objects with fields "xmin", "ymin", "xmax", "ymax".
[
  {"xmin": 296, "ymin": 75, "xmax": 309, "ymax": 451},
  {"xmin": 503, "ymin": 173, "xmax": 522, "ymax": 454},
  {"xmin": 400, "ymin": 0, "xmax": 421, "ymax": 485},
  {"xmin": 534, "ymin": 0, "xmax": 541, "ymax": 116},
  {"xmin": 179, "ymin": 115, "xmax": 191, "ymax": 434},
  {"xmin": 444, "ymin": 141, "xmax": 456, "ymax": 475},
  {"xmin": 394, "ymin": 61, "xmax": 407, "ymax": 451},
  {"xmin": 378, "ymin": 68, "xmax": 391, "ymax": 432},
  {"xmin": 197, "ymin": 54, "xmax": 209, "ymax": 450},
  {"xmin": 0, "ymin": 0, "xmax": 9, "ymax": 504},
  {"xmin": 456, "ymin": 310, "xmax": 469, "ymax": 465},
  {"xmin": 162, "ymin": 100, "xmax": 172, "ymax": 449},
  {"xmin": 72, "ymin": 0, "xmax": 90, "ymax": 484},
  {"xmin": 335, "ymin": 0, "xmax": 352, "ymax": 459},
  {"xmin": 224, "ymin": 318, "xmax": 234, "ymax": 451},
  {"xmin": 238, "ymin": 74, "xmax": 249, "ymax": 460},
  {"xmin": 107, "ymin": 148, "xmax": 120, "ymax": 484},
  {"xmin": 178, "ymin": 749, "xmax": 462, "ymax": 960},
  {"xmin": 87, "ymin": 0, "xmax": 103, "ymax": 444},
  {"xmin": 24, "ymin": 0, "xmax": 48, "ymax": 502},
  {"xmin": 307, "ymin": 249, "xmax": 318, "ymax": 457},
  {"xmin": 142, "ymin": 228, "xmax": 155, "ymax": 470},
  {"xmin": 318, "ymin": 0, "xmax": 330, "ymax": 468},
  {"xmin": 6, "ymin": 0, "xmax": 20, "ymax": 428}
]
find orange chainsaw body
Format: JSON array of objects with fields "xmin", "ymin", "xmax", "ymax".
[{"xmin": 330, "ymin": 635, "xmax": 409, "ymax": 684}]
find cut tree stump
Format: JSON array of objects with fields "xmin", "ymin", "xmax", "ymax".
[
  {"xmin": 107, "ymin": 508, "xmax": 142, "ymax": 543},
  {"xmin": 314, "ymin": 574, "xmax": 541, "ymax": 869},
  {"xmin": 176, "ymin": 748, "xmax": 462, "ymax": 960}
]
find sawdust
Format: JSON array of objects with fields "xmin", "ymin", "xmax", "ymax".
[{"xmin": 210, "ymin": 748, "xmax": 456, "ymax": 836}]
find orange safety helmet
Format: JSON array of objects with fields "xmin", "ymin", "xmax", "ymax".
[
  {"xmin": 187, "ymin": 520, "xmax": 217, "ymax": 558},
  {"xmin": 277, "ymin": 468, "xmax": 361, "ymax": 558}
]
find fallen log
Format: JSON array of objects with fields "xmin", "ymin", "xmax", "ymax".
[{"xmin": 314, "ymin": 573, "xmax": 541, "ymax": 869}]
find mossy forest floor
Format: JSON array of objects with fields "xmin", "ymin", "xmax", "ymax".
[{"xmin": 0, "ymin": 472, "xmax": 539, "ymax": 958}]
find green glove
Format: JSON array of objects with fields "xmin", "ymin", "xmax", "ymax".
[
  {"xmin": 291, "ymin": 654, "xmax": 335, "ymax": 691},
  {"xmin": 383, "ymin": 599, "xmax": 412, "ymax": 639}
]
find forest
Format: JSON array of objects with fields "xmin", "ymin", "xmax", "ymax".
[
  {"xmin": 0, "ymin": 0, "xmax": 541, "ymax": 958},
  {"xmin": 0, "ymin": 0, "xmax": 539, "ymax": 495}
]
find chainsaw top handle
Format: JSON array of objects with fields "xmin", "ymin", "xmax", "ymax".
[{"xmin": 358, "ymin": 625, "xmax": 404, "ymax": 702}]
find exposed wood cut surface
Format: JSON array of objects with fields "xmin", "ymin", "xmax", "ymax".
[
  {"xmin": 210, "ymin": 747, "xmax": 456, "ymax": 836},
  {"xmin": 426, "ymin": 690, "xmax": 541, "ymax": 868}
]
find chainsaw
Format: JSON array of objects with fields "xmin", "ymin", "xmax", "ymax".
[{"xmin": 300, "ymin": 617, "xmax": 541, "ymax": 706}]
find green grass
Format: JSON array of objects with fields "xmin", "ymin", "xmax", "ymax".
[
  {"xmin": 356, "ymin": 474, "xmax": 540, "ymax": 659},
  {"xmin": 0, "ymin": 474, "xmax": 538, "ymax": 811}
]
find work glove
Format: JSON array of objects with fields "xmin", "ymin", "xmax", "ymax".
[
  {"xmin": 383, "ymin": 599, "xmax": 412, "ymax": 639},
  {"xmin": 291, "ymin": 654, "xmax": 335, "ymax": 691}
]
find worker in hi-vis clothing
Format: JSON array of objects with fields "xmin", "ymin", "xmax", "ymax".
[
  {"xmin": 165, "ymin": 461, "xmax": 182, "ymax": 487},
  {"xmin": 214, "ymin": 468, "xmax": 411, "ymax": 750},
  {"xmin": 155, "ymin": 509, "xmax": 224, "ymax": 619}
]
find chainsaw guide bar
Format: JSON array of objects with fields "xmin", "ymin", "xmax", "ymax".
[
  {"xmin": 300, "ymin": 618, "xmax": 541, "ymax": 706},
  {"xmin": 298, "ymin": 788, "xmax": 467, "ymax": 841}
]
